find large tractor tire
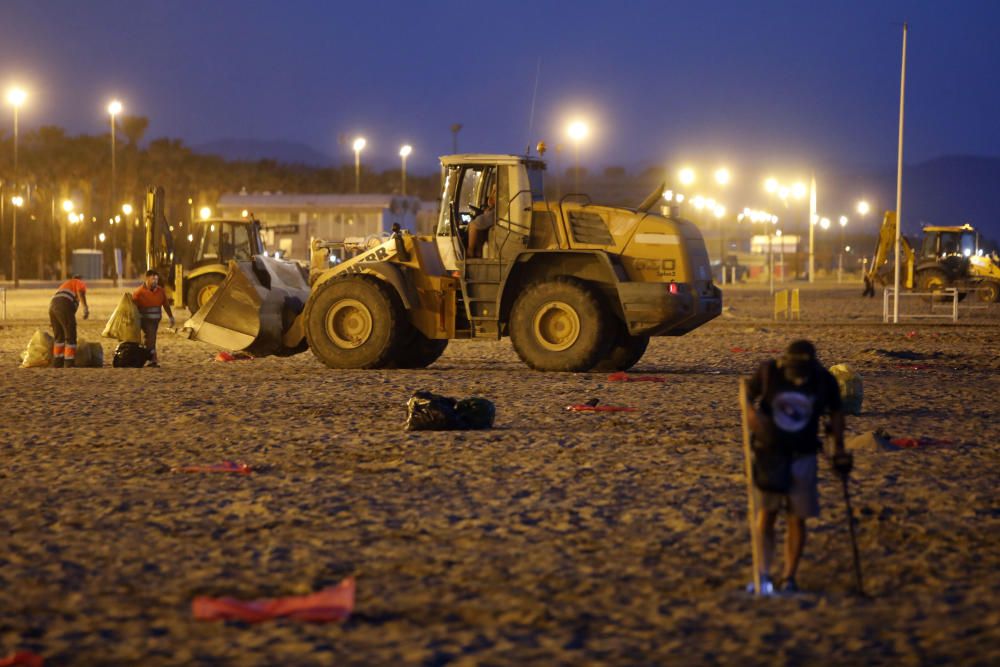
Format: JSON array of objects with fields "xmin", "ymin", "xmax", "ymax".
[
  {"xmin": 186, "ymin": 274, "xmax": 224, "ymax": 313},
  {"xmin": 392, "ymin": 324, "xmax": 449, "ymax": 369},
  {"xmin": 976, "ymin": 280, "xmax": 1000, "ymax": 303},
  {"xmin": 594, "ymin": 324, "xmax": 650, "ymax": 372},
  {"xmin": 304, "ymin": 275, "xmax": 406, "ymax": 369},
  {"xmin": 509, "ymin": 277, "xmax": 612, "ymax": 372},
  {"xmin": 917, "ymin": 269, "xmax": 950, "ymax": 302}
]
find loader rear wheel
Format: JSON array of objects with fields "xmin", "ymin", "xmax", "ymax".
[
  {"xmin": 917, "ymin": 269, "xmax": 950, "ymax": 303},
  {"xmin": 304, "ymin": 275, "xmax": 404, "ymax": 369},
  {"xmin": 392, "ymin": 325, "xmax": 449, "ymax": 369},
  {"xmin": 509, "ymin": 278, "xmax": 612, "ymax": 372},
  {"xmin": 187, "ymin": 275, "xmax": 224, "ymax": 313},
  {"xmin": 593, "ymin": 324, "xmax": 650, "ymax": 372},
  {"xmin": 977, "ymin": 281, "xmax": 1000, "ymax": 303}
]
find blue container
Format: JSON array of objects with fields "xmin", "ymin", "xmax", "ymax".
[{"xmin": 71, "ymin": 249, "xmax": 103, "ymax": 280}]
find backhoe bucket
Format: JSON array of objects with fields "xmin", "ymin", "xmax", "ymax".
[{"xmin": 181, "ymin": 255, "xmax": 310, "ymax": 357}]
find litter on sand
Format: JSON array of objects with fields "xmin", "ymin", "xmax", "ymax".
[
  {"xmin": 193, "ymin": 577, "xmax": 355, "ymax": 623},
  {"xmin": 214, "ymin": 351, "xmax": 254, "ymax": 362},
  {"xmin": 847, "ymin": 430, "xmax": 958, "ymax": 452},
  {"xmin": 0, "ymin": 652, "xmax": 44, "ymax": 667},
  {"xmin": 607, "ymin": 371, "xmax": 667, "ymax": 382},
  {"xmin": 566, "ymin": 399, "xmax": 637, "ymax": 412},
  {"xmin": 174, "ymin": 460, "xmax": 252, "ymax": 474},
  {"xmin": 404, "ymin": 391, "xmax": 495, "ymax": 431}
]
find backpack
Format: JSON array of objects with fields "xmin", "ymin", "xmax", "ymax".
[
  {"xmin": 750, "ymin": 360, "xmax": 794, "ymax": 493},
  {"xmin": 112, "ymin": 342, "xmax": 150, "ymax": 368}
]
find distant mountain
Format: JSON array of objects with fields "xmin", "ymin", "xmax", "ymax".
[{"xmin": 194, "ymin": 138, "xmax": 333, "ymax": 166}]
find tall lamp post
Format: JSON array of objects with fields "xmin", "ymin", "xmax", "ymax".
[
  {"xmin": 399, "ymin": 144, "xmax": 412, "ymax": 196},
  {"xmin": 61, "ymin": 199, "xmax": 75, "ymax": 279},
  {"xmin": 838, "ymin": 215, "xmax": 848, "ymax": 283},
  {"xmin": 566, "ymin": 120, "xmax": 589, "ymax": 193},
  {"xmin": 6, "ymin": 86, "xmax": 27, "ymax": 286},
  {"xmin": 108, "ymin": 100, "xmax": 122, "ymax": 218},
  {"xmin": 352, "ymin": 137, "xmax": 366, "ymax": 194},
  {"xmin": 714, "ymin": 167, "xmax": 731, "ymax": 282}
]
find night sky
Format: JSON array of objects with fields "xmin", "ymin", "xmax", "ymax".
[{"xmin": 3, "ymin": 1, "xmax": 1000, "ymax": 178}]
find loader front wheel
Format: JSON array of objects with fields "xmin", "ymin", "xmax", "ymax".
[
  {"xmin": 304, "ymin": 276, "xmax": 404, "ymax": 369},
  {"xmin": 393, "ymin": 324, "xmax": 449, "ymax": 369},
  {"xmin": 593, "ymin": 324, "xmax": 650, "ymax": 372},
  {"xmin": 509, "ymin": 278, "xmax": 612, "ymax": 372},
  {"xmin": 187, "ymin": 275, "xmax": 224, "ymax": 313}
]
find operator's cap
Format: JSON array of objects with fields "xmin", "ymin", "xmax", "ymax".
[{"xmin": 782, "ymin": 339, "xmax": 817, "ymax": 381}]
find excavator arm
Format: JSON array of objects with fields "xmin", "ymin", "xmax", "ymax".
[{"xmin": 865, "ymin": 211, "xmax": 914, "ymax": 290}]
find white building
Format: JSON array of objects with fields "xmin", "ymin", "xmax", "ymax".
[{"xmin": 216, "ymin": 193, "xmax": 440, "ymax": 260}]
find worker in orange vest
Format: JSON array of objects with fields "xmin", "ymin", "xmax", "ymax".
[
  {"xmin": 49, "ymin": 275, "xmax": 90, "ymax": 367},
  {"xmin": 132, "ymin": 269, "xmax": 175, "ymax": 368}
]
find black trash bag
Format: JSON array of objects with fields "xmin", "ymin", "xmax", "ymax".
[
  {"xmin": 113, "ymin": 341, "xmax": 151, "ymax": 368},
  {"xmin": 405, "ymin": 391, "xmax": 461, "ymax": 431},
  {"xmin": 455, "ymin": 397, "xmax": 496, "ymax": 430}
]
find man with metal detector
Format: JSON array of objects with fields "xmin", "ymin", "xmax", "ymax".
[{"xmin": 741, "ymin": 339, "xmax": 854, "ymax": 594}]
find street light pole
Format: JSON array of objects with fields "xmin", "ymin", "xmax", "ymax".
[
  {"xmin": 838, "ymin": 215, "xmax": 848, "ymax": 283},
  {"xmin": 808, "ymin": 174, "xmax": 816, "ymax": 283},
  {"xmin": 399, "ymin": 144, "xmax": 412, "ymax": 196},
  {"xmin": 6, "ymin": 87, "xmax": 27, "ymax": 286},
  {"xmin": 352, "ymin": 137, "xmax": 366, "ymax": 194}
]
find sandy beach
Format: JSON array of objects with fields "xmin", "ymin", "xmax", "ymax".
[{"xmin": 1, "ymin": 284, "xmax": 998, "ymax": 665}]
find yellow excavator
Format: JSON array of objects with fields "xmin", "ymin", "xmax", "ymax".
[
  {"xmin": 143, "ymin": 186, "xmax": 270, "ymax": 313},
  {"xmin": 863, "ymin": 212, "xmax": 1000, "ymax": 302},
  {"xmin": 183, "ymin": 153, "xmax": 722, "ymax": 371}
]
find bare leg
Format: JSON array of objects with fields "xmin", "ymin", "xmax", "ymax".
[
  {"xmin": 757, "ymin": 509, "xmax": 778, "ymax": 579},
  {"xmin": 782, "ymin": 515, "xmax": 807, "ymax": 580}
]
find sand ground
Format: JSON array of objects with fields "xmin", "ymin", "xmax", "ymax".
[{"xmin": 1, "ymin": 284, "xmax": 998, "ymax": 666}]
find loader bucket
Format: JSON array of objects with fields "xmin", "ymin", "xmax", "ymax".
[{"xmin": 181, "ymin": 255, "xmax": 310, "ymax": 357}]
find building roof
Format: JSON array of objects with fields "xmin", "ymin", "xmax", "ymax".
[{"xmin": 217, "ymin": 193, "xmax": 420, "ymax": 210}]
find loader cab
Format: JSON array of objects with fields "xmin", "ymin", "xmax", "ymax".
[
  {"xmin": 921, "ymin": 226, "xmax": 976, "ymax": 279},
  {"xmin": 186, "ymin": 219, "xmax": 264, "ymax": 270},
  {"xmin": 435, "ymin": 154, "xmax": 544, "ymax": 270}
]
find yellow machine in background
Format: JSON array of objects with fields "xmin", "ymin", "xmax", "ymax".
[
  {"xmin": 864, "ymin": 212, "xmax": 1000, "ymax": 302},
  {"xmin": 185, "ymin": 153, "xmax": 722, "ymax": 371},
  {"xmin": 143, "ymin": 186, "xmax": 268, "ymax": 312}
]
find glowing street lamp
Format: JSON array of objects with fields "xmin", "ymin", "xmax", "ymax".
[
  {"xmin": 566, "ymin": 120, "xmax": 589, "ymax": 192},
  {"xmin": 856, "ymin": 200, "xmax": 870, "ymax": 216},
  {"xmin": 678, "ymin": 167, "xmax": 696, "ymax": 187},
  {"xmin": 764, "ymin": 177, "xmax": 778, "ymax": 194},
  {"xmin": 199, "ymin": 206, "xmax": 212, "ymax": 220},
  {"xmin": 122, "ymin": 203, "xmax": 133, "ymax": 216},
  {"xmin": 6, "ymin": 85, "xmax": 27, "ymax": 286},
  {"xmin": 352, "ymin": 136, "xmax": 366, "ymax": 194},
  {"xmin": 399, "ymin": 144, "xmax": 412, "ymax": 196},
  {"xmin": 714, "ymin": 167, "xmax": 731, "ymax": 187}
]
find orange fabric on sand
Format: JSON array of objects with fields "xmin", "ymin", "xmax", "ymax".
[
  {"xmin": 193, "ymin": 577, "xmax": 355, "ymax": 623},
  {"xmin": 132, "ymin": 285, "xmax": 167, "ymax": 309}
]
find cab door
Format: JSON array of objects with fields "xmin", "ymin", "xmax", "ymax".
[{"xmin": 435, "ymin": 164, "xmax": 494, "ymax": 270}]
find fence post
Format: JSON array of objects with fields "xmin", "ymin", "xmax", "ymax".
[
  {"xmin": 774, "ymin": 289, "xmax": 788, "ymax": 320},
  {"xmin": 790, "ymin": 289, "xmax": 800, "ymax": 320}
]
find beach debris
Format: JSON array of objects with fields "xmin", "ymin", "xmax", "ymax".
[
  {"xmin": 828, "ymin": 363, "xmax": 863, "ymax": 415},
  {"xmin": 566, "ymin": 398, "xmax": 637, "ymax": 412},
  {"xmin": 214, "ymin": 351, "xmax": 254, "ymax": 362},
  {"xmin": 112, "ymin": 341, "xmax": 150, "ymax": 368},
  {"xmin": 193, "ymin": 576, "xmax": 355, "ymax": 623},
  {"xmin": 173, "ymin": 460, "xmax": 252, "ymax": 474},
  {"xmin": 847, "ymin": 430, "xmax": 956, "ymax": 451},
  {"xmin": 607, "ymin": 371, "xmax": 666, "ymax": 382},
  {"xmin": 101, "ymin": 292, "xmax": 142, "ymax": 343},
  {"xmin": 19, "ymin": 330, "xmax": 53, "ymax": 368},
  {"xmin": 730, "ymin": 346, "xmax": 782, "ymax": 354},
  {"xmin": 0, "ymin": 652, "xmax": 43, "ymax": 667},
  {"xmin": 404, "ymin": 391, "xmax": 495, "ymax": 431}
]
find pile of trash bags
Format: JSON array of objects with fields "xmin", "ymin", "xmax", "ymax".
[
  {"xmin": 19, "ymin": 330, "xmax": 103, "ymax": 368},
  {"xmin": 404, "ymin": 391, "xmax": 496, "ymax": 431},
  {"xmin": 828, "ymin": 363, "xmax": 863, "ymax": 415}
]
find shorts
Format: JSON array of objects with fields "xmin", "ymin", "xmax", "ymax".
[{"xmin": 754, "ymin": 454, "xmax": 820, "ymax": 518}]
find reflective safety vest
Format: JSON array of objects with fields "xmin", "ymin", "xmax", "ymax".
[
  {"xmin": 53, "ymin": 278, "xmax": 87, "ymax": 307},
  {"xmin": 133, "ymin": 284, "xmax": 166, "ymax": 320}
]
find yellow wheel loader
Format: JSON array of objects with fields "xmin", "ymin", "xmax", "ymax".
[
  {"xmin": 183, "ymin": 153, "xmax": 722, "ymax": 371},
  {"xmin": 864, "ymin": 212, "xmax": 1000, "ymax": 302}
]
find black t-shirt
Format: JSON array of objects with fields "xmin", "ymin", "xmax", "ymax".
[{"xmin": 747, "ymin": 360, "xmax": 842, "ymax": 455}]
